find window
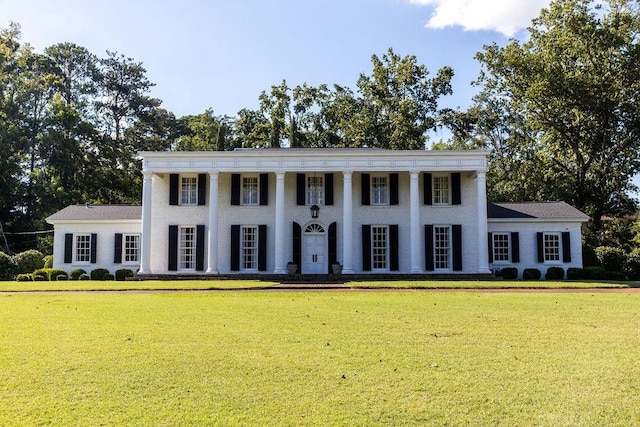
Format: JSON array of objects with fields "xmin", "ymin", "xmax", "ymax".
[
  {"xmin": 75, "ymin": 234, "xmax": 91, "ymax": 263},
  {"xmin": 241, "ymin": 226, "xmax": 258, "ymax": 270},
  {"xmin": 179, "ymin": 227, "xmax": 196, "ymax": 270},
  {"xmin": 307, "ymin": 175, "xmax": 324, "ymax": 205},
  {"xmin": 434, "ymin": 226, "xmax": 451, "ymax": 269},
  {"xmin": 241, "ymin": 176, "xmax": 259, "ymax": 205},
  {"xmin": 544, "ymin": 232, "xmax": 560, "ymax": 262},
  {"xmin": 371, "ymin": 175, "xmax": 388, "ymax": 205},
  {"xmin": 492, "ymin": 233, "xmax": 510, "ymax": 263},
  {"xmin": 124, "ymin": 234, "xmax": 140, "ymax": 263},
  {"xmin": 433, "ymin": 175, "xmax": 450, "ymax": 205},
  {"xmin": 371, "ymin": 226, "xmax": 388, "ymax": 270},
  {"xmin": 180, "ymin": 176, "xmax": 197, "ymax": 205}
]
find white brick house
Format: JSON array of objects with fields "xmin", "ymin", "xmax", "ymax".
[{"xmin": 46, "ymin": 148, "xmax": 589, "ymax": 278}]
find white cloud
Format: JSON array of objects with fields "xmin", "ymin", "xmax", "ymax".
[{"xmin": 408, "ymin": 0, "xmax": 552, "ymax": 37}]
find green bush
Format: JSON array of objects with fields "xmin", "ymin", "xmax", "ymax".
[
  {"xmin": 595, "ymin": 246, "xmax": 626, "ymax": 272},
  {"xmin": 79, "ymin": 273, "xmax": 90, "ymax": 280},
  {"xmin": 0, "ymin": 252, "xmax": 17, "ymax": 281},
  {"xmin": 33, "ymin": 274, "xmax": 46, "ymax": 281},
  {"xmin": 522, "ymin": 268, "xmax": 541, "ymax": 281},
  {"xmin": 16, "ymin": 273, "xmax": 33, "ymax": 282},
  {"xmin": 582, "ymin": 244, "xmax": 599, "ymax": 267},
  {"xmin": 33, "ymin": 269, "xmax": 50, "ymax": 281},
  {"xmin": 47, "ymin": 269, "xmax": 68, "ymax": 281},
  {"xmin": 103, "ymin": 273, "xmax": 115, "ymax": 281},
  {"xmin": 545, "ymin": 266, "xmax": 565, "ymax": 280},
  {"xmin": 12, "ymin": 250, "xmax": 44, "ymax": 274},
  {"xmin": 499, "ymin": 267, "xmax": 518, "ymax": 280},
  {"xmin": 56, "ymin": 274, "xmax": 68, "ymax": 281},
  {"xmin": 116, "ymin": 269, "xmax": 134, "ymax": 281},
  {"xmin": 605, "ymin": 271, "xmax": 627, "ymax": 281},
  {"xmin": 566, "ymin": 268, "xmax": 584, "ymax": 280},
  {"xmin": 623, "ymin": 250, "xmax": 640, "ymax": 280},
  {"xmin": 90, "ymin": 268, "xmax": 110, "ymax": 281},
  {"xmin": 43, "ymin": 255, "xmax": 53, "ymax": 268},
  {"xmin": 583, "ymin": 266, "xmax": 606, "ymax": 280},
  {"xmin": 70, "ymin": 268, "xmax": 87, "ymax": 280}
]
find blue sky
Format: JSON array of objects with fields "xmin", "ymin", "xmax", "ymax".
[{"xmin": 1, "ymin": 0, "xmax": 551, "ymax": 140}]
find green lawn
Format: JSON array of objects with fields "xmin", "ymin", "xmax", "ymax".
[{"xmin": 1, "ymin": 290, "xmax": 639, "ymax": 426}]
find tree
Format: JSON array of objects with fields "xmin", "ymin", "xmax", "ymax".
[{"xmin": 475, "ymin": 0, "xmax": 640, "ymax": 238}]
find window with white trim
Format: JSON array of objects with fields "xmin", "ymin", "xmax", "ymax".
[
  {"xmin": 307, "ymin": 175, "xmax": 324, "ymax": 205},
  {"xmin": 241, "ymin": 226, "xmax": 258, "ymax": 270},
  {"xmin": 371, "ymin": 175, "xmax": 388, "ymax": 205},
  {"xmin": 544, "ymin": 232, "xmax": 560, "ymax": 262},
  {"xmin": 434, "ymin": 226, "xmax": 451, "ymax": 269},
  {"xmin": 124, "ymin": 234, "xmax": 140, "ymax": 263},
  {"xmin": 180, "ymin": 176, "xmax": 197, "ymax": 205},
  {"xmin": 433, "ymin": 175, "xmax": 450, "ymax": 205},
  {"xmin": 492, "ymin": 233, "xmax": 510, "ymax": 263},
  {"xmin": 241, "ymin": 176, "xmax": 259, "ymax": 205},
  {"xmin": 75, "ymin": 234, "xmax": 91, "ymax": 263},
  {"xmin": 371, "ymin": 226, "xmax": 388, "ymax": 270},
  {"xmin": 179, "ymin": 227, "xmax": 196, "ymax": 270}
]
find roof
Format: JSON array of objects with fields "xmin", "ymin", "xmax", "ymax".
[
  {"xmin": 488, "ymin": 202, "xmax": 589, "ymax": 221},
  {"xmin": 46, "ymin": 205, "xmax": 142, "ymax": 222}
]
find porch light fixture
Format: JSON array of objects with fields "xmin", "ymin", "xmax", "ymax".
[{"xmin": 310, "ymin": 204, "xmax": 320, "ymax": 219}]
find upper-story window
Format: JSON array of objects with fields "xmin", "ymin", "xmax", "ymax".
[
  {"xmin": 307, "ymin": 175, "xmax": 324, "ymax": 205},
  {"xmin": 371, "ymin": 175, "xmax": 388, "ymax": 205},
  {"xmin": 433, "ymin": 175, "xmax": 450, "ymax": 205},
  {"xmin": 180, "ymin": 176, "xmax": 198, "ymax": 205},
  {"xmin": 242, "ymin": 176, "xmax": 259, "ymax": 205}
]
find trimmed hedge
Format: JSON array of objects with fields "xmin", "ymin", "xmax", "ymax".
[
  {"xmin": 70, "ymin": 268, "xmax": 87, "ymax": 280},
  {"xmin": 79, "ymin": 273, "xmax": 90, "ymax": 280},
  {"xmin": 522, "ymin": 268, "xmax": 541, "ymax": 281},
  {"xmin": 545, "ymin": 266, "xmax": 564, "ymax": 280},
  {"xmin": 115, "ymin": 269, "xmax": 134, "ymax": 281},
  {"xmin": 12, "ymin": 250, "xmax": 44, "ymax": 274},
  {"xmin": 103, "ymin": 273, "xmax": 115, "ymax": 281},
  {"xmin": 48, "ymin": 269, "xmax": 68, "ymax": 281},
  {"xmin": 43, "ymin": 255, "xmax": 53, "ymax": 268},
  {"xmin": 567, "ymin": 268, "xmax": 584, "ymax": 280},
  {"xmin": 583, "ymin": 266, "xmax": 606, "ymax": 280},
  {"xmin": 16, "ymin": 273, "xmax": 33, "ymax": 282},
  {"xmin": 90, "ymin": 268, "xmax": 110, "ymax": 281},
  {"xmin": 499, "ymin": 267, "xmax": 518, "ymax": 280}
]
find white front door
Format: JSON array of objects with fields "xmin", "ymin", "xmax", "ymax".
[{"xmin": 303, "ymin": 234, "xmax": 326, "ymax": 274}]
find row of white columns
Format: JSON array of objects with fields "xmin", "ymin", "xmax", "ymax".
[{"xmin": 138, "ymin": 170, "xmax": 490, "ymax": 275}]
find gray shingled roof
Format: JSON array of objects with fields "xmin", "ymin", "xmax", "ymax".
[
  {"xmin": 488, "ymin": 202, "xmax": 589, "ymax": 220},
  {"xmin": 46, "ymin": 205, "xmax": 142, "ymax": 222}
]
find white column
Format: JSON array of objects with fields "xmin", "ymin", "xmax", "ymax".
[
  {"xmin": 342, "ymin": 171, "xmax": 354, "ymax": 274},
  {"xmin": 206, "ymin": 172, "xmax": 219, "ymax": 274},
  {"xmin": 139, "ymin": 171, "xmax": 153, "ymax": 274},
  {"xmin": 477, "ymin": 171, "xmax": 491, "ymax": 274},
  {"xmin": 273, "ymin": 171, "xmax": 286, "ymax": 274},
  {"xmin": 410, "ymin": 171, "xmax": 422, "ymax": 273}
]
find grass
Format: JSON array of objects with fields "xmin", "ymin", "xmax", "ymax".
[{"xmin": 0, "ymin": 290, "xmax": 639, "ymax": 426}]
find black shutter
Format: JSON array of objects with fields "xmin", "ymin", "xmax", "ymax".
[
  {"xmin": 168, "ymin": 225, "xmax": 178, "ymax": 271},
  {"xmin": 328, "ymin": 222, "xmax": 337, "ymax": 273},
  {"xmin": 362, "ymin": 224, "xmax": 371, "ymax": 271},
  {"xmin": 230, "ymin": 225, "xmax": 240, "ymax": 271},
  {"xmin": 297, "ymin": 174, "xmax": 306, "ymax": 205},
  {"xmin": 361, "ymin": 173, "xmax": 370, "ymax": 205},
  {"xmin": 511, "ymin": 232, "xmax": 520, "ymax": 263},
  {"xmin": 452, "ymin": 225, "xmax": 462, "ymax": 271},
  {"xmin": 390, "ymin": 173, "xmax": 399, "ymax": 205},
  {"xmin": 293, "ymin": 222, "xmax": 302, "ymax": 274},
  {"xmin": 537, "ymin": 232, "xmax": 544, "ymax": 263},
  {"xmin": 90, "ymin": 233, "xmax": 97, "ymax": 264},
  {"xmin": 258, "ymin": 225, "xmax": 267, "ymax": 271},
  {"xmin": 488, "ymin": 232, "xmax": 493, "ymax": 264},
  {"xmin": 451, "ymin": 173, "xmax": 461, "ymax": 205},
  {"xmin": 424, "ymin": 173, "xmax": 432, "ymax": 205},
  {"xmin": 198, "ymin": 173, "xmax": 206, "ymax": 206},
  {"xmin": 196, "ymin": 225, "xmax": 205, "ymax": 271},
  {"xmin": 562, "ymin": 232, "xmax": 571, "ymax": 262},
  {"xmin": 325, "ymin": 173, "xmax": 334, "ymax": 206},
  {"xmin": 169, "ymin": 174, "xmax": 179, "ymax": 205},
  {"xmin": 425, "ymin": 225, "xmax": 434, "ymax": 271},
  {"xmin": 64, "ymin": 233, "xmax": 73, "ymax": 263},
  {"xmin": 231, "ymin": 174, "xmax": 241, "ymax": 206},
  {"xmin": 114, "ymin": 233, "xmax": 123, "ymax": 264},
  {"xmin": 259, "ymin": 173, "xmax": 269, "ymax": 205},
  {"xmin": 389, "ymin": 224, "xmax": 399, "ymax": 271}
]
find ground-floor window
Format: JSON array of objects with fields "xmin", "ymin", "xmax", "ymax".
[
  {"xmin": 180, "ymin": 226, "xmax": 196, "ymax": 270},
  {"xmin": 492, "ymin": 232, "xmax": 510, "ymax": 263},
  {"xmin": 371, "ymin": 226, "xmax": 388, "ymax": 270},
  {"xmin": 434, "ymin": 226, "xmax": 450, "ymax": 269},
  {"xmin": 124, "ymin": 234, "xmax": 140, "ymax": 263},
  {"xmin": 241, "ymin": 226, "xmax": 258, "ymax": 270},
  {"xmin": 544, "ymin": 232, "xmax": 560, "ymax": 262}
]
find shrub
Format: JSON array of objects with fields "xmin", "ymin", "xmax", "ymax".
[
  {"xmin": 16, "ymin": 274, "xmax": 33, "ymax": 282},
  {"xmin": 33, "ymin": 274, "xmax": 46, "ymax": 281},
  {"xmin": 12, "ymin": 250, "xmax": 44, "ymax": 274},
  {"xmin": 0, "ymin": 251, "xmax": 17, "ymax": 281},
  {"xmin": 605, "ymin": 271, "xmax": 627, "ymax": 281},
  {"xmin": 47, "ymin": 269, "xmax": 68, "ymax": 281},
  {"xmin": 43, "ymin": 255, "xmax": 53, "ymax": 268},
  {"xmin": 522, "ymin": 268, "xmax": 541, "ymax": 281},
  {"xmin": 115, "ymin": 269, "xmax": 134, "ymax": 281},
  {"xmin": 583, "ymin": 266, "xmax": 606, "ymax": 280},
  {"xmin": 595, "ymin": 246, "xmax": 626, "ymax": 272},
  {"xmin": 33, "ymin": 269, "xmax": 50, "ymax": 281},
  {"xmin": 545, "ymin": 266, "xmax": 565, "ymax": 280},
  {"xmin": 582, "ymin": 244, "xmax": 599, "ymax": 267},
  {"xmin": 79, "ymin": 273, "xmax": 90, "ymax": 280},
  {"xmin": 90, "ymin": 268, "xmax": 110, "ymax": 281},
  {"xmin": 499, "ymin": 267, "xmax": 518, "ymax": 280},
  {"xmin": 623, "ymin": 250, "xmax": 640, "ymax": 281},
  {"xmin": 56, "ymin": 274, "xmax": 68, "ymax": 281},
  {"xmin": 103, "ymin": 273, "xmax": 115, "ymax": 281},
  {"xmin": 70, "ymin": 268, "xmax": 87, "ymax": 280},
  {"xmin": 566, "ymin": 268, "xmax": 584, "ymax": 280}
]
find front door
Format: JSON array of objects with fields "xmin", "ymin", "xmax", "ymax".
[{"xmin": 303, "ymin": 223, "xmax": 326, "ymax": 274}]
